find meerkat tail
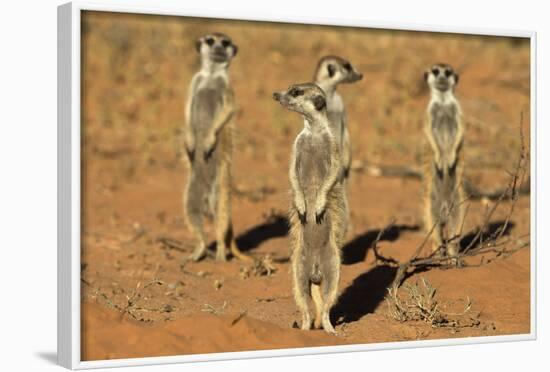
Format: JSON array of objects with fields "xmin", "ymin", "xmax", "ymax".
[{"xmin": 230, "ymin": 240, "xmax": 253, "ymax": 262}]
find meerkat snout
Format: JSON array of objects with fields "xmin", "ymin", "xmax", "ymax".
[
  {"xmin": 315, "ymin": 56, "xmax": 363, "ymax": 85},
  {"xmin": 343, "ymin": 62, "xmax": 363, "ymax": 81},
  {"xmin": 273, "ymin": 84, "xmax": 326, "ymax": 117}
]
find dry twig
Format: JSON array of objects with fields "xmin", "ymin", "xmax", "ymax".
[
  {"xmin": 385, "ymin": 113, "xmax": 530, "ymax": 290},
  {"xmin": 386, "ymin": 277, "xmax": 479, "ymax": 330}
]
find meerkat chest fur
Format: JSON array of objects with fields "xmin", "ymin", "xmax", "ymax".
[
  {"xmin": 428, "ymin": 97, "xmax": 460, "ymax": 154},
  {"xmin": 295, "ymin": 126, "xmax": 334, "ymax": 206},
  {"xmin": 190, "ymin": 72, "xmax": 229, "ymax": 143}
]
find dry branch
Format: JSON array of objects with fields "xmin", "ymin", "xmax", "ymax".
[{"xmin": 386, "ymin": 113, "xmax": 529, "ymax": 290}]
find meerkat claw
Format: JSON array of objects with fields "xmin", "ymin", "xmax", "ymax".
[
  {"xmin": 186, "ymin": 148, "xmax": 195, "ymax": 161},
  {"xmin": 315, "ymin": 209, "xmax": 326, "ymax": 224}
]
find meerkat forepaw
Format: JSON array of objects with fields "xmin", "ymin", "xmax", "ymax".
[
  {"xmin": 203, "ymin": 148, "xmax": 214, "ymax": 160},
  {"xmin": 203, "ymin": 133, "xmax": 218, "ymax": 159},
  {"xmin": 186, "ymin": 147, "xmax": 195, "ymax": 161},
  {"xmin": 298, "ymin": 211, "xmax": 307, "ymax": 225},
  {"xmin": 294, "ymin": 197, "xmax": 307, "ymax": 224},
  {"xmin": 184, "ymin": 134, "xmax": 196, "ymax": 160},
  {"xmin": 315, "ymin": 209, "xmax": 326, "ymax": 224},
  {"xmin": 314, "ymin": 197, "xmax": 327, "ymax": 224}
]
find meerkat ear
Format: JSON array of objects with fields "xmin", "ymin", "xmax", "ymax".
[
  {"xmin": 454, "ymin": 73, "xmax": 459, "ymax": 85},
  {"xmin": 195, "ymin": 38, "xmax": 202, "ymax": 53},
  {"xmin": 232, "ymin": 44, "xmax": 238, "ymax": 57},
  {"xmin": 423, "ymin": 71, "xmax": 429, "ymax": 81},
  {"xmin": 327, "ymin": 64, "xmax": 336, "ymax": 78},
  {"xmin": 313, "ymin": 95, "xmax": 326, "ymax": 111}
]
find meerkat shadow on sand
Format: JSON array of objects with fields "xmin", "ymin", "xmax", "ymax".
[
  {"xmin": 235, "ymin": 215, "xmax": 290, "ymax": 252},
  {"xmin": 459, "ymin": 220, "xmax": 516, "ymax": 253},
  {"xmin": 341, "ymin": 224, "xmax": 420, "ymax": 265},
  {"xmin": 331, "ymin": 265, "xmax": 398, "ymax": 325}
]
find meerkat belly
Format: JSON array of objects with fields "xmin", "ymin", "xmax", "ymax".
[
  {"xmin": 431, "ymin": 104, "xmax": 458, "ymax": 156},
  {"xmin": 190, "ymin": 86, "xmax": 224, "ymax": 186},
  {"xmin": 297, "ymin": 139, "xmax": 333, "ymax": 254},
  {"xmin": 298, "ymin": 142, "xmax": 330, "ymax": 208},
  {"xmin": 191, "ymin": 87, "xmax": 224, "ymax": 145}
]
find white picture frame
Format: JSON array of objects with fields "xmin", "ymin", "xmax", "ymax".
[{"xmin": 57, "ymin": 1, "xmax": 537, "ymax": 369}]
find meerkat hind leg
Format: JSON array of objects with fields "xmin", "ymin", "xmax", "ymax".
[
  {"xmin": 426, "ymin": 183, "xmax": 444, "ymax": 255},
  {"xmin": 184, "ymin": 174, "xmax": 208, "ymax": 262},
  {"xmin": 320, "ymin": 254, "xmax": 340, "ymax": 334},
  {"xmin": 311, "ymin": 283, "xmax": 323, "ymax": 329},
  {"xmin": 445, "ymin": 201, "xmax": 464, "ymax": 263},
  {"xmin": 214, "ymin": 168, "xmax": 229, "ymax": 262},
  {"xmin": 293, "ymin": 259, "xmax": 313, "ymax": 330},
  {"xmin": 214, "ymin": 162, "xmax": 252, "ymax": 262}
]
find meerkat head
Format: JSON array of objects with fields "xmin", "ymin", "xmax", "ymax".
[
  {"xmin": 195, "ymin": 32, "xmax": 238, "ymax": 66},
  {"xmin": 314, "ymin": 56, "xmax": 363, "ymax": 87},
  {"xmin": 424, "ymin": 63, "xmax": 459, "ymax": 93},
  {"xmin": 273, "ymin": 83, "xmax": 327, "ymax": 120}
]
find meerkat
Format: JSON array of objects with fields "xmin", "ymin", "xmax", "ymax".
[
  {"xmin": 314, "ymin": 56, "xmax": 362, "ymax": 235},
  {"xmin": 273, "ymin": 83, "xmax": 346, "ymax": 334},
  {"xmin": 183, "ymin": 33, "xmax": 249, "ymax": 262},
  {"xmin": 423, "ymin": 63, "xmax": 465, "ymax": 260}
]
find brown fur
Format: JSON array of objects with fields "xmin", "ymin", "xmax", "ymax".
[
  {"xmin": 422, "ymin": 63, "xmax": 465, "ymax": 259},
  {"xmin": 274, "ymin": 83, "xmax": 346, "ymax": 334},
  {"xmin": 183, "ymin": 33, "xmax": 250, "ymax": 263}
]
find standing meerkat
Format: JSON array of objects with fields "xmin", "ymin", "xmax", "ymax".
[
  {"xmin": 183, "ymin": 33, "xmax": 249, "ymax": 262},
  {"xmin": 423, "ymin": 63, "xmax": 465, "ymax": 259},
  {"xmin": 314, "ymin": 57, "xmax": 363, "ymax": 234},
  {"xmin": 273, "ymin": 83, "xmax": 346, "ymax": 334},
  {"xmin": 314, "ymin": 56, "xmax": 363, "ymax": 180}
]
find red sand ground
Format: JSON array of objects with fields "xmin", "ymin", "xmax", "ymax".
[{"xmin": 80, "ymin": 12, "xmax": 531, "ymax": 361}]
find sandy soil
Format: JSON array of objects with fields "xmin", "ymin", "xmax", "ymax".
[{"xmin": 80, "ymin": 11, "xmax": 531, "ymax": 361}]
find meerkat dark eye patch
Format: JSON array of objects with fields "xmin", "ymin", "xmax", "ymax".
[
  {"xmin": 432, "ymin": 68, "xmax": 440, "ymax": 76},
  {"xmin": 289, "ymin": 88, "xmax": 304, "ymax": 98},
  {"xmin": 327, "ymin": 64, "xmax": 336, "ymax": 78},
  {"xmin": 205, "ymin": 37, "xmax": 215, "ymax": 46},
  {"xmin": 444, "ymin": 68, "xmax": 453, "ymax": 78},
  {"xmin": 221, "ymin": 39, "xmax": 230, "ymax": 48},
  {"xmin": 343, "ymin": 62, "xmax": 352, "ymax": 71},
  {"xmin": 312, "ymin": 95, "xmax": 326, "ymax": 111}
]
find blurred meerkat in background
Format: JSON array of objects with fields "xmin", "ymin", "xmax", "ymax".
[
  {"xmin": 273, "ymin": 83, "xmax": 346, "ymax": 334},
  {"xmin": 314, "ymin": 56, "xmax": 363, "ymax": 235},
  {"xmin": 423, "ymin": 63, "xmax": 465, "ymax": 261},
  {"xmin": 183, "ymin": 33, "xmax": 249, "ymax": 262}
]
